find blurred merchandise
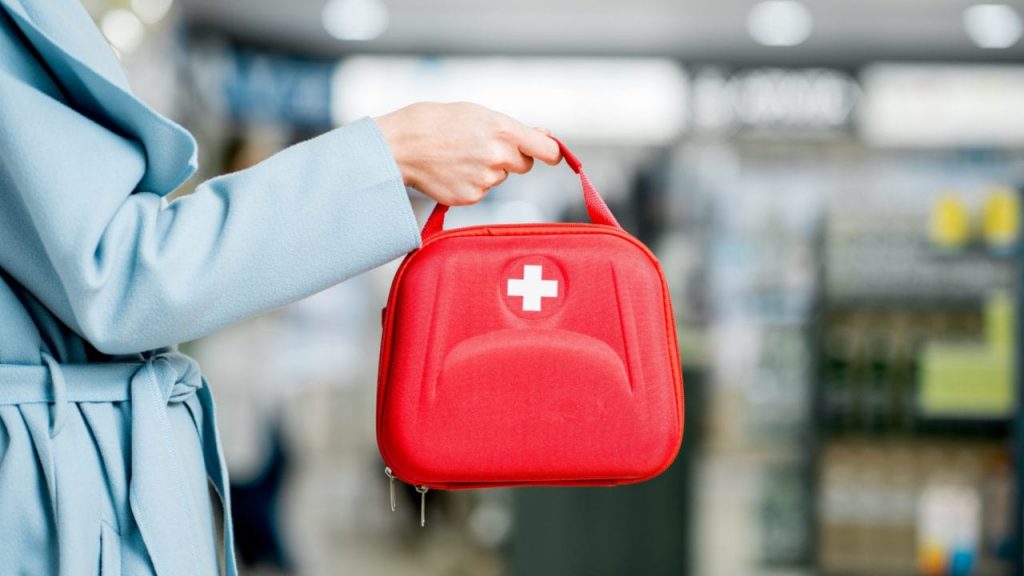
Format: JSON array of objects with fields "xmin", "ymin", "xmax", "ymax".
[
  {"xmin": 818, "ymin": 440, "xmax": 1010, "ymax": 576},
  {"xmin": 759, "ymin": 462, "xmax": 810, "ymax": 565},
  {"xmin": 817, "ymin": 182, "xmax": 1020, "ymax": 576},
  {"xmin": 693, "ymin": 142, "xmax": 822, "ymax": 575},
  {"xmin": 929, "ymin": 194, "xmax": 971, "ymax": 252},
  {"xmin": 918, "ymin": 294, "xmax": 1015, "ymax": 419},
  {"xmin": 916, "ymin": 481, "xmax": 980, "ymax": 576},
  {"xmin": 982, "ymin": 188, "xmax": 1021, "ymax": 252},
  {"xmin": 827, "ymin": 208, "xmax": 1013, "ymax": 303},
  {"xmin": 926, "ymin": 188, "xmax": 1020, "ymax": 254}
]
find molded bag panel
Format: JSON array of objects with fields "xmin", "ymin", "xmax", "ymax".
[{"xmin": 377, "ymin": 227, "xmax": 683, "ymax": 488}]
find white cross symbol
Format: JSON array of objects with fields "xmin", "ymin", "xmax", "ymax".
[{"xmin": 507, "ymin": 265, "xmax": 559, "ymax": 312}]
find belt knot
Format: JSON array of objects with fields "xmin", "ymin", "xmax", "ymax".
[{"xmin": 146, "ymin": 351, "xmax": 203, "ymax": 404}]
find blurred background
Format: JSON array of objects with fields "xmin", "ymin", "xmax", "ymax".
[{"xmin": 79, "ymin": 0, "xmax": 1024, "ymax": 574}]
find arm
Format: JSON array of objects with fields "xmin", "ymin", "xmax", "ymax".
[
  {"xmin": 0, "ymin": 64, "xmax": 419, "ymax": 354},
  {"xmin": 0, "ymin": 55, "xmax": 560, "ymax": 354}
]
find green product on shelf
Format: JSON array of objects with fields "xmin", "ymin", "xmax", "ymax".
[
  {"xmin": 918, "ymin": 293, "xmax": 1015, "ymax": 419},
  {"xmin": 918, "ymin": 345, "xmax": 1012, "ymax": 418},
  {"xmin": 985, "ymin": 292, "xmax": 1013, "ymax": 353}
]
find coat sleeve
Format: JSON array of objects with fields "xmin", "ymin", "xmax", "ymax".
[{"xmin": 0, "ymin": 60, "xmax": 421, "ymax": 354}]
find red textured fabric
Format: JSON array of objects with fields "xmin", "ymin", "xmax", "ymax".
[{"xmin": 377, "ymin": 142, "xmax": 683, "ymax": 489}]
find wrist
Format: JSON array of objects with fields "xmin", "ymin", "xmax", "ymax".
[{"xmin": 374, "ymin": 112, "xmax": 416, "ymax": 188}]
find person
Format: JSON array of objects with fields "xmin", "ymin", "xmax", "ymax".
[{"xmin": 0, "ymin": 0, "xmax": 562, "ymax": 574}]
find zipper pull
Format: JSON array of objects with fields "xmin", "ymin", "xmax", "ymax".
[
  {"xmin": 416, "ymin": 486, "xmax": 429, "ymax": 527},
  {"xmin": 384, "ymin": 467, "xmax": 396, "ymax": 512}
]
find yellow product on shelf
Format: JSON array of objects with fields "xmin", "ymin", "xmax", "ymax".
[
  {"xmin": 929, "ymin": 193, "xmax": 971, "ymax": 250},
  {"xmin": 982, "ymin": 186, "xmax": 1020, "ymax": 250}
]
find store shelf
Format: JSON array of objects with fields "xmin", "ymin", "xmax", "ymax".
[{"xmin": 812, "ymin": 210, "xmax": 1021, "ymax": 576}]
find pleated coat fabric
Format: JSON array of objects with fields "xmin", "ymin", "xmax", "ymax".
[{"xmin": 0, "ymin": 0, "xmax": 421, "ymax": 573}]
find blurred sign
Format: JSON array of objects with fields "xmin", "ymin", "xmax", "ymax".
[
  {"xmin": 332, "ymin": 57, "xmax": 688, "ymax": 144},
  {"xmin": 188, "ymin": 43, "xmax": 334, "ymax": 128},
  {"xmin": 691, "ymin": 67, "xmax": 860, "ymax": 135},
  {"xmin": 860, "ymin": 64, "xmax": 1024, "ymax": 147}
]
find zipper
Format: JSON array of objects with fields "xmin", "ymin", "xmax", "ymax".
[
  {"xmin": 384, "ymin": 466, "xmax": 396, "ymax": 511},
  {"xmin": 384, "ymin": 466, "xmax": 431, "ymax": 527},
  {"xmin": 385, "ymin": 461, "xmax": 647, "ymax": 526},
  {"xmin": 416, "ymin": 485, "xmax": 430, "ymax": 527}
]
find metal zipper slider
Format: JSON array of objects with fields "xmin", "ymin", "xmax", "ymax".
[
  {"xmin": 384, "ymin": 467, "xmax": 396, "ymax": 512},
  {"xmin": 416, "ymin": 486, "xmax": 429, "ymax": 527}
]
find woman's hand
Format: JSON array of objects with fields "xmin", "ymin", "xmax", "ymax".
[{"xmin": 375, "ymin": 102, "xmax": 561, "ymax": 206}]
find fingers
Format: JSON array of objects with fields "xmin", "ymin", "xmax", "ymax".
[
  {"xmin": 501, "ymin": 152, "xmax": 534, "ymax": 175},
  {"xmin": 435, "ymin": 183, "xmax": 488, "ymax": 207},
  {"xmin": 485, "ymin": 168, "xmax": 509, "ymax": 190},
  {"xmin": 514, "ymin": 125, "xmax": 562, "ymax": 165}
]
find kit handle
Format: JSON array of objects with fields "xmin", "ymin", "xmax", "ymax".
[{"xmin": 420, "ymin": 137, "xmax": 621, "ymax": 241}]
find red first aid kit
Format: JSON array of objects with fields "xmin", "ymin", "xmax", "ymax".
[{"xmin": 376, "ymin": 140, "xmax": 683, "ymax": 522}]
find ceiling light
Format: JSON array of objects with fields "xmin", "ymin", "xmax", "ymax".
[
  {"xmin": 747, "ymin": 0, "xmax": 813, "ymax": 47},
  {"xmin": 963, "ymin": 4, "xmax": 1022, "ymax": 49},
  {"xmin": 131, "ymin": 0, "xmax": 174, "ymax": 25},
  {"xmin": 322, "ymin": 0, "xmax": 389, "ymax": 42},
  {"xmin": 101, "ymin": 9, "xmax": 145, "ymax": 54}
]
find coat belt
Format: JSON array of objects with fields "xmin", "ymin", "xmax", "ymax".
[{"xmin": 0, "ymin": 350, "xmax": 238, "ymax": 576}]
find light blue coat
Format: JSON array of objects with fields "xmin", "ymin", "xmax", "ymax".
[{"xmin": 0, "ymin": 0, "xmax": 421, "ymax": 573}]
